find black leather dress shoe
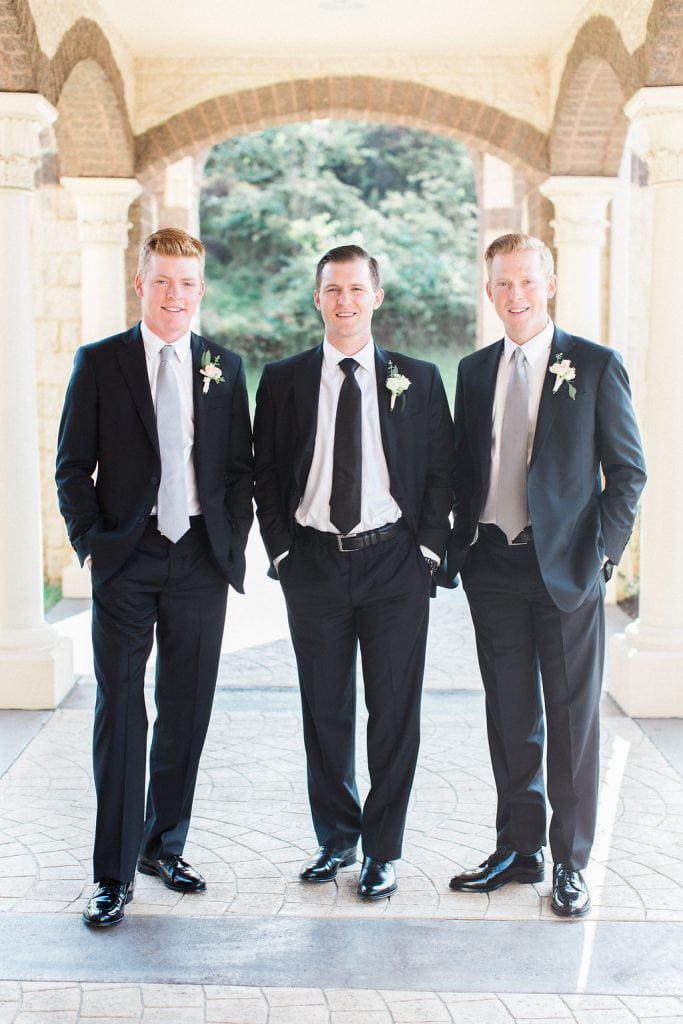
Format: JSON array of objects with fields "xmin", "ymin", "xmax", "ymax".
[
  {"xmin": 449, "ymin": 848, "xmax": 544, "ymax": 892},
  {"xmin": 551, "ymin": 863, "xmax": 591, "ymax": 918},
  {"xmin": 299, "ymin": 845, "xmax": 357, "ymax": 883},
  {"xmin": 357, "ymin": 856, "xmax": 397, "ymax": 899},
  {"xmin": 137, "ymin": 854, "xmax": 206, "ymax": 893},
  {"xmin": 83, "ymin": 878, "xmax": 134, "ymax": 927}
]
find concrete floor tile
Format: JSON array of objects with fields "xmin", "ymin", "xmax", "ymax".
[
  {"xmin": 500, "ymin": 995, "xmax": 573, "ymax": 1018},
  {"xmin": 620, "ymin": 997, "xmax": 683, "ymax": 1017},
  {"xmin": 204, "ymin": 998, "xmax": 268, "ymax": 1023},
  {"xmin": 80, "ymin": 986, "xmax": 142, "ymax": 1017}
]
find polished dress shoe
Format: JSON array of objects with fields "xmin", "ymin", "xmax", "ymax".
[
  {"xmin": 299, "ymin": 845, "xmax": 357, "ymax": 883},
  {"xmin": 551, "ymin": 863, "xmax": 591, "ymax": 918},
  {"xmin": 449, "ymin": 847, "xmax": 544, "ymax": 892},
  {"xmin": 357, "ymin": 856, "xmax": 397, "ymax": 899},
  {"xmin": 83, "ymin": 878, "xmax": 134, "ymax": 927},
  {"xmin": 137, "ymin": 854, "xmax": 206, "ymax": 892}
]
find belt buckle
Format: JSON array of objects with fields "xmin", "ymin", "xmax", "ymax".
[{"xmin": 337, "ymin": 534, "xmax": 354, "ymax": 552}]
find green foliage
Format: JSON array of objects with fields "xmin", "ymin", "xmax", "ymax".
[
  {"xmin": 200, "ymin": 120, "xmax": 478, "ymax": 366},
  {"xmin": 44, "ymin": 581, "xmax": 62, "ymax": 612}
]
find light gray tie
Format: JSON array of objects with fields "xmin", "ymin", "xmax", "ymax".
[
  {"xmin": 497, "ymin": 346, "xmax": 530, "ymax": 544},
  {"xmin": 156, "ymin": 345, "xmax": 189, "ymax": 543}
]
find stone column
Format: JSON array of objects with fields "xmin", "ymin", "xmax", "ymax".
[
  {"xmin": 0, "ymin": 93, "xmax": 72, "ymax": 709},
  {"xmin": 539, "ymin": 175, "xmax": 618, "ymax": 341},
  {"xmin": 59, "ymin": 177, "xmax": 142, "ymax": 598},
  {"xmin": 609, "ymin": 87, "xmax": 683, "ymax": 716}
]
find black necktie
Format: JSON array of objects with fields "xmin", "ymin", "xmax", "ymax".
[{"xmin": 330, "ymin": 358, "xmax": 362, "ymax": 535}]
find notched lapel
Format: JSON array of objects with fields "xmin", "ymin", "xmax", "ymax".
[
  {"xmin": 530, "ymin": 330, "xmax": 576, "ymax": 467},
  {"xmin": 116, "ymin": 325, "xmax": 158, "ymax": 451},
  {"xmin": 293, "ymin": 346, "xmax": 323, "ymax": 488},
  {"xmin": 473, "ymin": 341, "xmax": 502, "ymax": 481}
]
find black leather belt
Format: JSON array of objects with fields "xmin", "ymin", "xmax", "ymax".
[{"xmin": 297, "ymin": 520, "xmax": 404, "ymax": 552}]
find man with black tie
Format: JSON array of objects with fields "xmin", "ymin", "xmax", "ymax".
[
  {"xmin": 56, "ymin": 228, "xmax": 253, "ymax": 926},
  {"xmin": 254, "ymin": 244, "xmax": 454, "ymax": 899},
  {"xmin": 447, "ymin": 233, "xmax": 646, "ymax": 916}
]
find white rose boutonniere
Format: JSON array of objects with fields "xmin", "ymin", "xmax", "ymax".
[
  {"xmin": 385, "ymin": 360, "xmax": 411, "ymax": 411},
  {"xmin": 200, "ymin": 351, "xmax": 225, "ymax": 394},
  {"xmin": 549, "ymin": 352, "xmax": 577, "ymax": 400}
]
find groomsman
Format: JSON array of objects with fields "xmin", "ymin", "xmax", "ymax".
[
  {"xmin": 56, "ymin": 228, "xmax": 253, "ymax": 926},
  {"xmin": 254, "ymin": 245, "xmax": 454, "ymax": 899},
  {"xmin": 447, "ymin": 233, "xmax": 646, "ymax": 916}
]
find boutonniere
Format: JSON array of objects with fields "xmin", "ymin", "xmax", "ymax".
[
  {"xmin": 385, "ymin": 360, "xmax": 411, "ymax": 411},
  {"xmin": 549, "ymin": 352, "xmax": 576, "ymax": 400},
  {"xmin": 199, "ymin": 351, "xmax": 225, "ymax": 394}
]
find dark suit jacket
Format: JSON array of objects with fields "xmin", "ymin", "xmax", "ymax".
[
  {"xmin": 253, "ymin": 343, "xmax": 454, "ymax": 567},
  {"xmin": 448, "ymin": 326, "xmax": 647, "ymax": 613},
  {"xmin": 56, "ymin": 324, "xmax": 253, "ymax": 591}
]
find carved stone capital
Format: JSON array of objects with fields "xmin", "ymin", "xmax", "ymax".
[
  {"xmin": 61, "ymin": 177, "xmax": 143, "ymax": 247},
  {"xmin": 625, "ymin": 87, "xmax": 683, "ymax": 186},
  {"xmin": 0, "ymin": 94, "xmax": 57, "ymax": 192}
]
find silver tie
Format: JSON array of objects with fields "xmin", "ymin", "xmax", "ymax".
[
  {"xmin": 156, "ymin": 344, "xmax": 190, "ymax": 543},
  {"xmin": 497, "ymin": 346, "xmax": 530, "ymax": 544}
]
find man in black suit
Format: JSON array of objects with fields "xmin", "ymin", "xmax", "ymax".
[
  {"xmin": 56, "ymin": 228, "xmax": 253, "ymax": 926},
  {"xmin": 254, "ymin": 245, "xmax": 454, "ymax": 899},
  {"xmin": 447, "ymin": 233, "xmax": 646, "ymax": 916}
]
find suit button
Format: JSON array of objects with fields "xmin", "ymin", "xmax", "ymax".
[
  {"xmin": 151, "ymin": 476, "xmax": 159, "ymax": 484},
  {"xmin": 136, "ymin": 515, "xmax": 145, "ymax": 524}
]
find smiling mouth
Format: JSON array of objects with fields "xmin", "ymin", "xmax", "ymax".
[
  {"xmin": 162, "ymin": 306, "xmax": 185, "ymax": 313},
  {"xmin": 509, "ymin": 307, "xmax": 530, "ymax": 314}
]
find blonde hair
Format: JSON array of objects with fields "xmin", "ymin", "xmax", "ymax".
[
  {"xmin": 484, "ymin": 233, "xmax": 554, "ymax": 279},
  {"xmin": 137, "ymin": 228, "xmax": 205, "ymax": 279}
]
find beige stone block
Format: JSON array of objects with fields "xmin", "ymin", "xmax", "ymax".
[
  {"xmin": 44, "ymin": 286, "xmax": 81, "ymax": 322},
  {"xmin": 80, "ymin": 986, "xmax": 142, "ymax": 1018}
]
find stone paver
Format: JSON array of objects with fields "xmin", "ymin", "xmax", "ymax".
[
  {"xmin": 0, "ymin": 985, "xmax": 682, "ymax": 1024},
  {"xmin": 1, "ymin": 567, "xmax": 681, "ymax": 1024}
]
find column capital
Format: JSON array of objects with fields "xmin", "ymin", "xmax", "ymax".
[
  {"xmin": 625, "ymin": 86, "xmax": 683, "ymax": 186},
  {"xmin": 539, "ymin": 175, "xmax": 618, "ymax": 247},
  {"xmin": 61, "ymin": 176, "xmax": 142, "ymax": 245},
  {"xmin": 0, "ymin": 92, "xmax": 57, "ymax": 192}
]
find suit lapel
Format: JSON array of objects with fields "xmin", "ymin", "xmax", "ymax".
[
  {"xmin": 294, "ymin": 345, "xmax": 324, "ymax": 490},
  {"xmin": 190, "ymin": 334, "xmax": 207, "ymax": 467},
  {"xmin": 374, "ymin": 346, "xmax": 393, "ymax": 465},
  {"xmin": 530, "ymin": 327, "xmax": 576, "ymax": 468},
  {"xmin": 473, "ymin": 340, "xmax": 503, "ymax": 483},
  {"xmin": 115, "ymin": 324, "xmax": 158, "ymax": 451}
]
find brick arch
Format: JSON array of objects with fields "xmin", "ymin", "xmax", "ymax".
[
  {"xmin": 135, "ymin": 76, "xmax": 548, "ymax": 181},
  {"xmin": 56, "ymin": 59, "xmax": 134, "ymax": 177},
  {"xmin": 642, "ymin": 0, "xmax": 683, "ymax": 86},
  {"xmin": 0, "ymin": 2, "xmax": 134, "ymax": 174},
  {"xmin": 550, "ymin": 16, "xmax": 636, "ymax": 176},
  {"xmin": 0, "ymin": 0, "xmax": 35, "ymax": 90}
]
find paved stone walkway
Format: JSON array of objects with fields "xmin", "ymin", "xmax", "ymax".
[{"xmin": 1, "ymin": 538, "xmax": 681, "ymax": 1023}]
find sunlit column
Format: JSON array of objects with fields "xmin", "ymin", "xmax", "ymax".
[
  {"xmin": 609, "ymin": 87, "xmax": 683, "ymax": 716},
  {"xmin": 0, "ymin": 93, "xmax": 72, "ymax": 709},
  {"xmin": 539, "ymin": 175, "xmax": 618, "ymax": 341}
]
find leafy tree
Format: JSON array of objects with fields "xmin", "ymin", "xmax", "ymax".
[{"xmin": 199, "ymin": 120, "xmax": 477, "ymax": 366}]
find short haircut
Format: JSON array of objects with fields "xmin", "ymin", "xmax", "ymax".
[
  {"xmin": 484, "ymin": 233, "xmax": 554, "ymax": 279},
  {"xmin": 137, "ymin": 228, "xmax": 205, "ymax": 279},
  {"xmin": 315, "ymin": 244, "xmax": 380, "ymax": 291}
]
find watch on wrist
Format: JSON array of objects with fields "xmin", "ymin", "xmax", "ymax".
[{"xmin": 424, "ymin": 557, "xmax": 439, "ymax": 575}]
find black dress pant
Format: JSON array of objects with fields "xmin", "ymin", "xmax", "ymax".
[
  {"xmin": 90, "ymin": 518, "xmax": 228, "ymax": 882},
  {"xmin": 279, "ymin": 523, "xmax": 432, "ymax": 861},
  {"xmin": 462, "ymin": 525, "xmax": 605, "ymax": 869}
]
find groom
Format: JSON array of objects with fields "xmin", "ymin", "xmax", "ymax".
[
  {"xmin": 447, "ymin": 233, "xmax": 646, "ymax": 917},
  {"xmin": 56, "ymin": 228, "xmax": 253, "ymax": 926},
  {"xmin": 254, "ymin": 244, "xmax": 454, "ymax": 899}
]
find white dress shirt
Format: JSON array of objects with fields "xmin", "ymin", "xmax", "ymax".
[
  {"xmin": 141, "ymin": 322, "xmax": 201, "ymax": 516},
  {"xmin": 296, "ymin": 338, "xmax": 402, "ymax": 533},
  {"xmin": 480, "ymin": 318, "xmax": 554, "ymax": 527}
]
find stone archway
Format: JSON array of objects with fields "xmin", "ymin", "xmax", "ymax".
[{"xmin": 134, "ymin": 77, "xmax": 549, "ymax": 182}]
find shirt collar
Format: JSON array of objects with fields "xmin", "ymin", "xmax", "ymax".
[
  {"xmin": 503, "ymin": 319, "xmax": 554, "ymax": 367},
  {"xmin": 323, "ymin": 336, "xmax": 375, "ymax": 374},
  {"xmin": 141, "ymin": 321, "xmax": 192, "ymax": 364}
]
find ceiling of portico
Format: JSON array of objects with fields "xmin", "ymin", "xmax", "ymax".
[{"xmin": 95, "ymin": 0, "xmax": 592, "ymax": 58}]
